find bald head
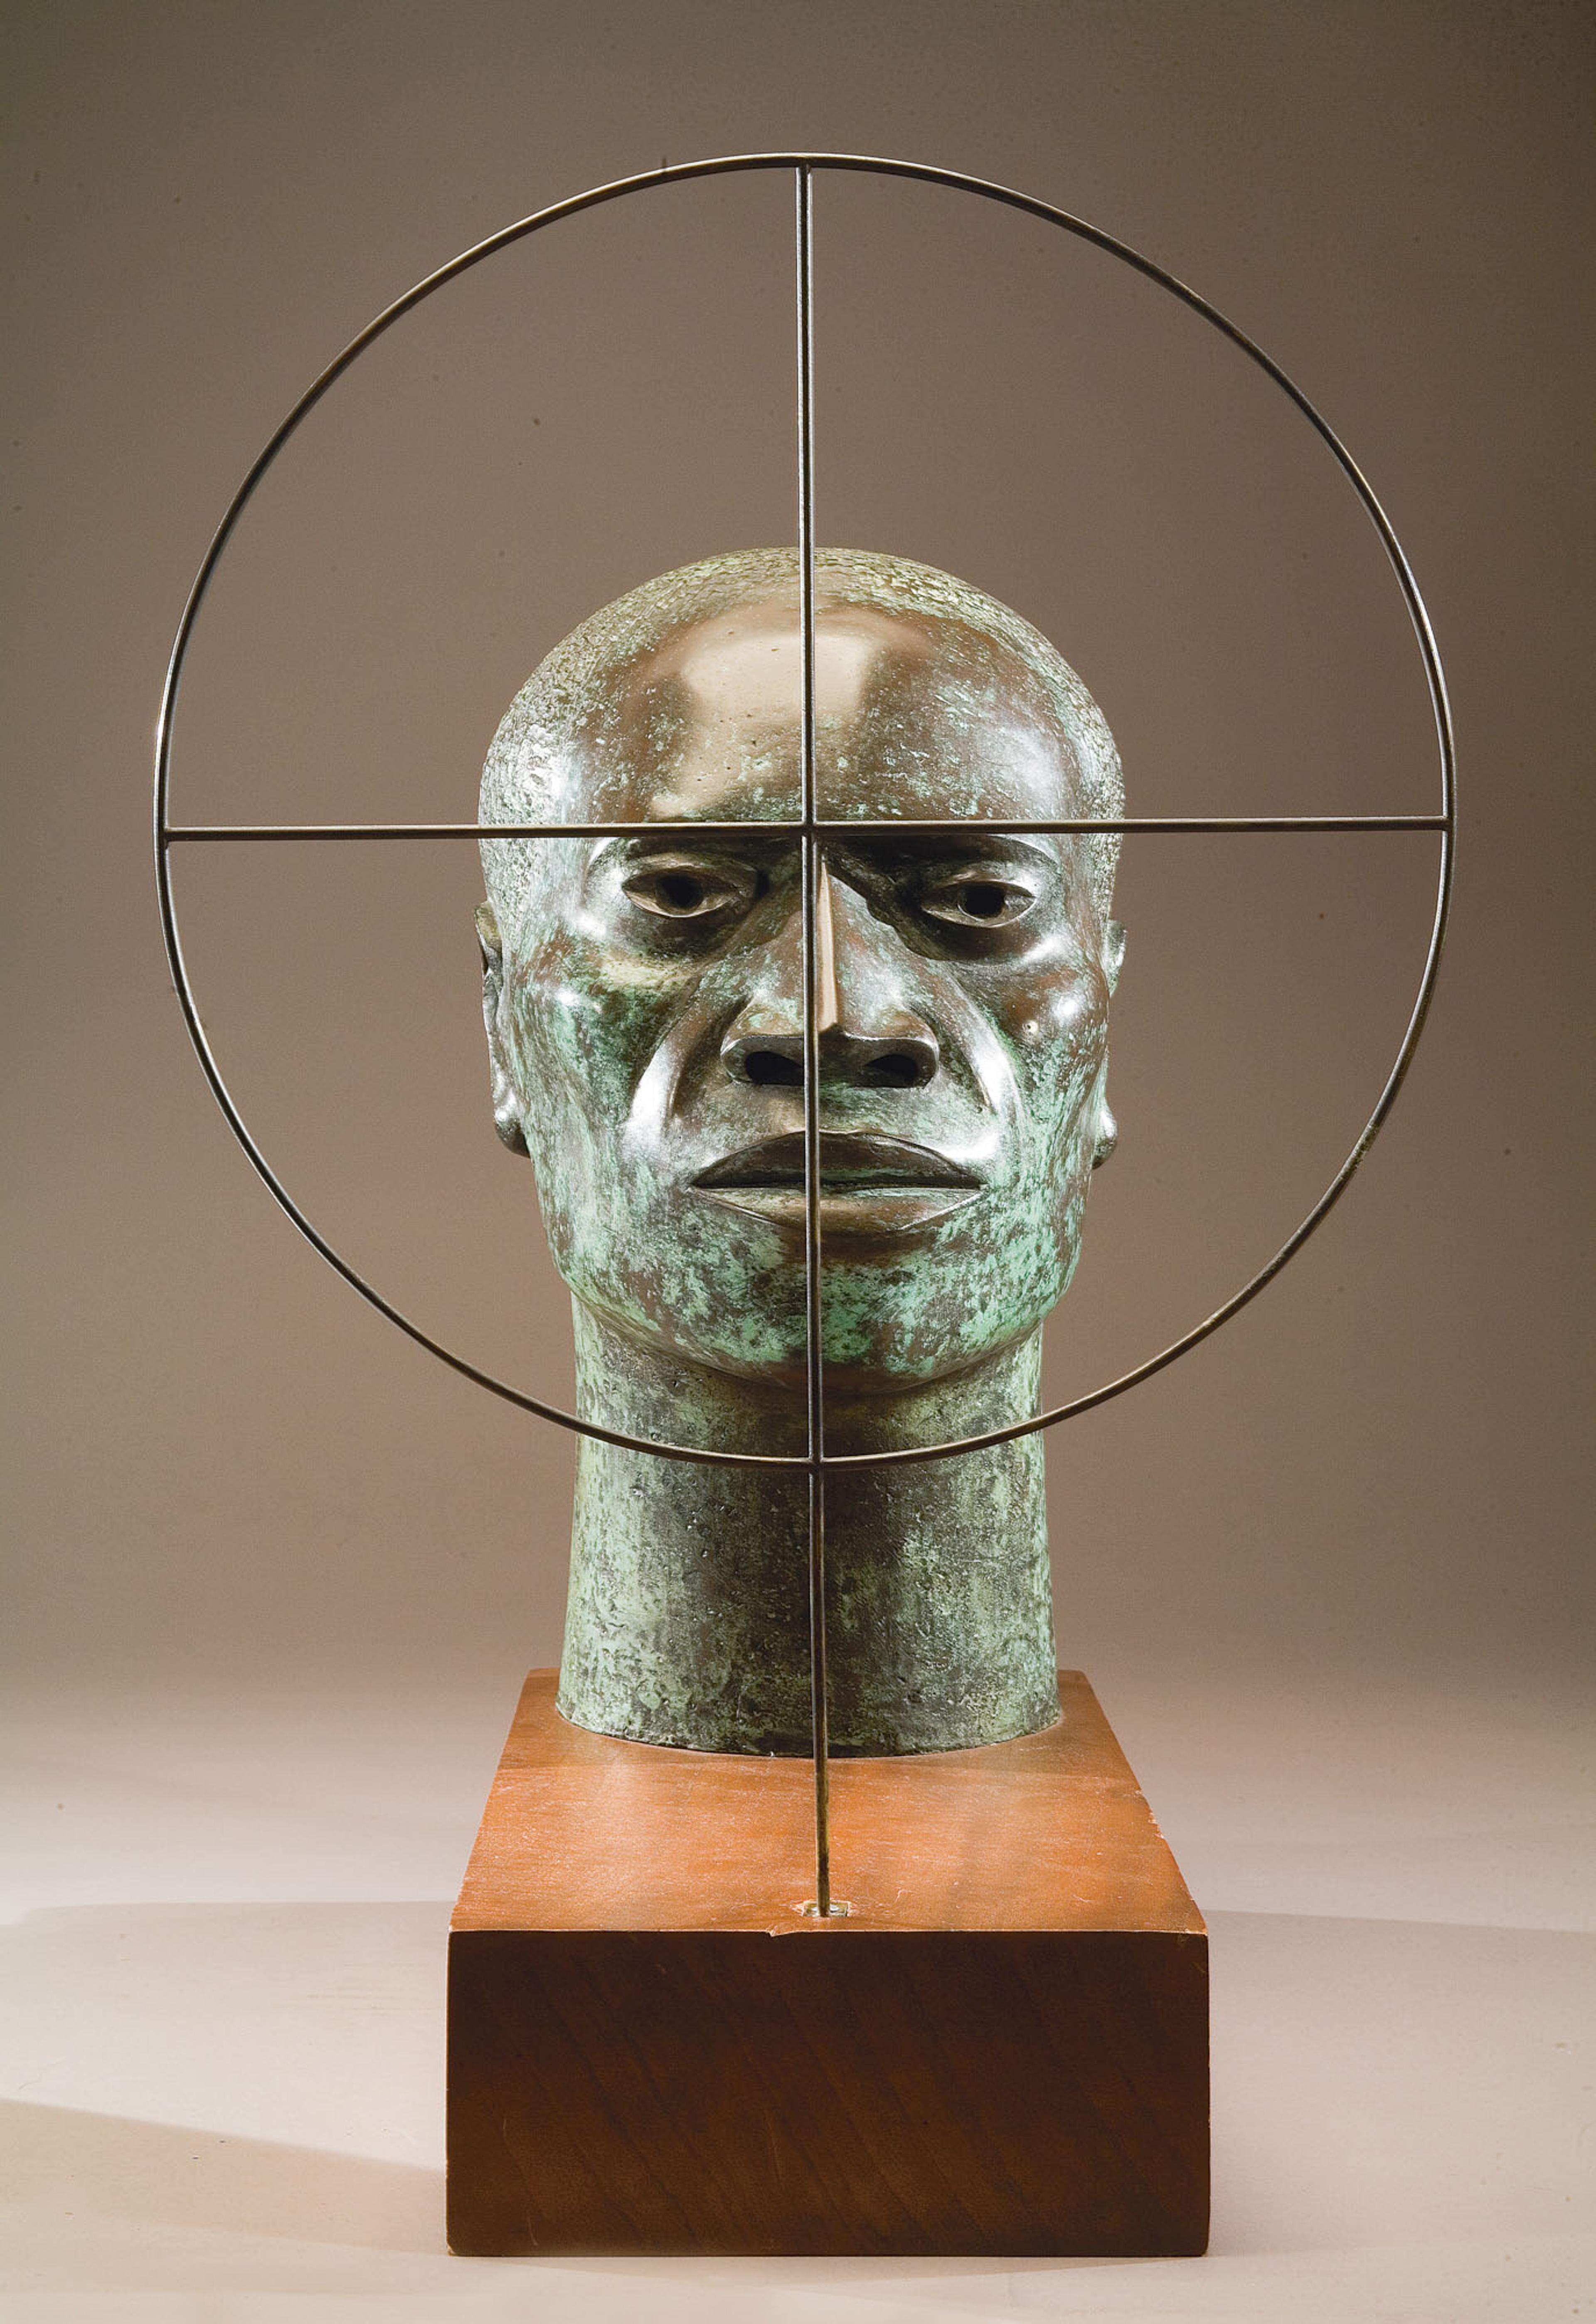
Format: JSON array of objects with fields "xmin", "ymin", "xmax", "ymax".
[
  {"xmin": 474, "ymin": 543, "xmax": 1128, "ymax": 1396},
  {"xmin": 480, "ymin": 548, "xmax": 1123, "ymax": 938}
]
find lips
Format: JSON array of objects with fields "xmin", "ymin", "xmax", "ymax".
[
  {"xmin": 695, "ymin": 1133, "xmax": 981, "ymax": 1192},
  {"xmin": 692, "ymin": 1134, "xmax": 983, "ymax": 1238}
]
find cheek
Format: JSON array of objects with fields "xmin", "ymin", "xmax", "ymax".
[
  {"xmin": 991, "ymin": 946, "xmax": 1112, "ymax": 1116},
  {"xmin": 1006, "ymin": 976, "xmax": 1104, "ymax": 1058},
  {"xmin": 978, "ymin": 914, "xmax": 1111, "ymax": 1062},
  {"xmin": 993, "ymin": 971, "xmax": 1111, "ymax": 1217},
  {"xmin": 505, "ymin": 935, "xmax": 691, "ymax": 1117}
]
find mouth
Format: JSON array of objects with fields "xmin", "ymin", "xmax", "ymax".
[{"xmin": 692, "ymin": 1134, "xmax": 983, "ymax": 1236}]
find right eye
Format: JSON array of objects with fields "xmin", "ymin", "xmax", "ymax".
[
  {"xmin": 920, "ymin": 873, "xmax": 1039, "ymax": 930},
  {"xmin": 622, "ymin": 861, "xmax": 755, "ymax": 921}
]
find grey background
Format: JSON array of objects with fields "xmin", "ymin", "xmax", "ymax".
[
  {"xmin": 2, "ymin": 4, "xmax": 1591, "ymax": 2314},
  {"xmin": 6, "ymin": 0, "xmax": 1588, "ymax": 1705}
]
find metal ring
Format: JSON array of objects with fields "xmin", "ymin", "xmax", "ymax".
[{"xmin": 155, "ymin": 150, "xmax": 1455, "ymax": 1475}]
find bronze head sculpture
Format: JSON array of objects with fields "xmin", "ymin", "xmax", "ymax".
[{"xmin": 477, "ymin": 548, "xmax": 1124, "ymax": 1755}]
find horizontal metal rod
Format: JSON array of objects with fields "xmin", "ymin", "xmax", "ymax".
[{"xmin": 161, "ymin": 814, "xmax": 1449, "ymax": 842}]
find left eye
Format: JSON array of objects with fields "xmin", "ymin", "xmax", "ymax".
[
  {"xmin": 623, "ymin": 864, "xmax": 749, "ymax": 919},
  {"xmin": 921, "ymin": 877, "xmax": 1035, "ymax": 928}
]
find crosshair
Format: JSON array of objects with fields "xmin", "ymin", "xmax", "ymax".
[{"xmin": 155, "ymin": 154, "xmax": 1456, "ymax": 1919}]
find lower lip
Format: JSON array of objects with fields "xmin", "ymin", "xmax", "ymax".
[{"xmin": 694, "ymin": 1185, "xmax": 981, "ymax": 1235}]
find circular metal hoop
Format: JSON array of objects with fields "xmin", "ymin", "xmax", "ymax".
[{"xmin": 155, "ymin": 150, "xmax": 1456, "ymax": 1476}]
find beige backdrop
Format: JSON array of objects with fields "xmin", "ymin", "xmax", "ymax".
[{"xmin": 5, "ymin": 0, "xmax": 1590, "ymax": 1721}]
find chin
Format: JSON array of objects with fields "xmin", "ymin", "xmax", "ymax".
[{"xmin": 557, "ymin": 1184, "xmax": 1074, "ymax": 1390}]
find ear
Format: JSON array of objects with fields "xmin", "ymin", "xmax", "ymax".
[
  {"xmin": 475, "ymin": 903, "xmax": 529, "ymax": 1156},
  {"xmin": 1091, "ymin": 1094, "xmax": 1119, "ymax": 1170},
  {"xmin": 1092, "ymin": 923, "xmax": 1125, "ymax": 1169}
]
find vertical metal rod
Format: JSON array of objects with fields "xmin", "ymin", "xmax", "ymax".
[{"xmin": 796, "ymin": 161, "xmax": 832, "ymax": 1918}]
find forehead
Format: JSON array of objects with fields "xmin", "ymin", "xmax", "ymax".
[{"xmin": 567, "ymin": 590, "xmax": 1085, "ymax": 826}]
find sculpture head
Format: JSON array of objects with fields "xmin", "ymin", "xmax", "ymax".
[{"xmin": 477, "ymin": 548, "xmax": 1124, "ymax": 1397}]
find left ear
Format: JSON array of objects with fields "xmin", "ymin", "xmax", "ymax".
[
  {"xmin": 1091, "ymin": 1093, "xmax": 1119, "ymax": 1169},
  {"xmin": 1091, "ymin": 921, "xmax": 1126, "ymax": 1168}
]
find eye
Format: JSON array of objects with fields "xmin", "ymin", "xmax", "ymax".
[
  {"xmin": 622, "ymin": 860, "xmax": 756, "ymax": 921},
  {"xmin": 921, "ymin": 875, "xmax": 1037, "ymax": 929}
]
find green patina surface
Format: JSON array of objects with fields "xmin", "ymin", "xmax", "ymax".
[
  {"xmin": 559, "ymin": 1311, "xmax": 1057, "ymax": 1754},
  {"xmin": 477, "ymin": 548, "xmax": 1124, "ymax": 1756}
]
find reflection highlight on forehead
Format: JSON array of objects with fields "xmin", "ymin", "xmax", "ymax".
[
  {"xmin": 607, "ymin": 636, "xmax": 1087, "ymax": 831},
  {"xmin": 638, "ymin": 613, "xmax": 898, "ymax": 823},
  {"xmin": 668, "ymin": 619, "xmax": 882, "ymax": 728}
]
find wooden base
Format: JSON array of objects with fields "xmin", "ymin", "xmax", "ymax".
[{"xmin": 447, "ymin": 1670, "xmax": 1208, "ymax": 2257}]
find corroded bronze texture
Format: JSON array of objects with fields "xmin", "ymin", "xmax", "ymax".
[{"xmin": 478, "ymin": 548, "xmax": 1124, "ymax": 1754}]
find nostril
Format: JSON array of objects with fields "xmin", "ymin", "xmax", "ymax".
[
  {"xmin": 725, "ymin": 1026, "xmax": 936, "ymax": 1088},
  {"xmin": 862, "ymin": 1052, "xmax": 923, "ymax": 1089},
  {"xmin": 742, "ymin": 1049, "xmax": 804, "ymax": 1087}
]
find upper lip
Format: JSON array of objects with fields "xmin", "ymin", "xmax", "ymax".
[{"xmin": 693, "ymin": 1133, "xmax": 982, "ymax": 1191}]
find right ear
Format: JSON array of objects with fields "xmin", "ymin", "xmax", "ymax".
[{"xmin": 475, "ymin": 903, "xmax": 529, "ymax": 1156}]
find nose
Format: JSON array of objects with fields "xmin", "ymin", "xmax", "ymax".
[
  {"xmin": 721, "ymin": 866, "xmax": 940, "ymax": 1091},
  {"xmin": 724, "ymin": 1021, "xmax": 939, "ymax": 1090}
]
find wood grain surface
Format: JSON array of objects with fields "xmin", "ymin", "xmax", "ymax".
[
  {"xmin": 453, "ymin": 1669, "xmax": 1204, "ymax": 1936},
  {"xmin": 447, "ymin": 1671, "xmax": 1208, "ymax": 2256}
]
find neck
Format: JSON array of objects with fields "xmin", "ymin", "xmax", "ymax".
[{"xmin": 557, "ymin": 1305, "xmax": 1059, "ymax": 1754}]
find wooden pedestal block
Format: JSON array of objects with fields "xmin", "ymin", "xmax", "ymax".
[{"xmin": 448, "ymin": 1670, "xmax": 1207, "ymax": 2257}]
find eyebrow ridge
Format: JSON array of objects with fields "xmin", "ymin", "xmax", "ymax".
[{"xmin": 594, "ymin": 830, "xmax": 1061, "ymax": 868}]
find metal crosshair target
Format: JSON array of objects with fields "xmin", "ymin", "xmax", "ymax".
[{"xmin": 155, "ymin": 153, "xmax": 1456, "ymax": 1918}]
